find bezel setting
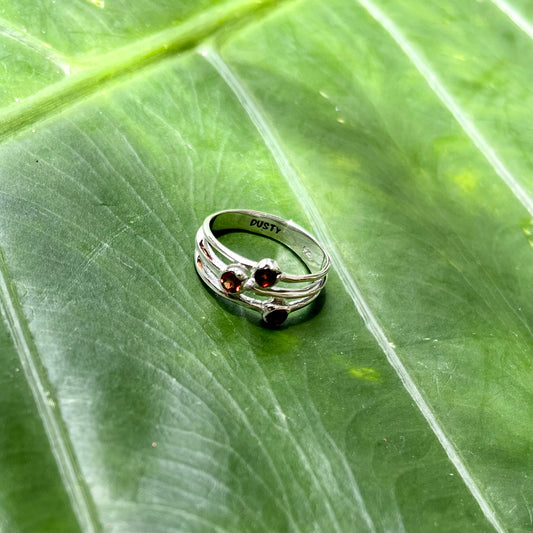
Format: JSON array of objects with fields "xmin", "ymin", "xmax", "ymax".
[
  {"xmin": 220, "ymin": 264, "xmax": 248, "ymax": 294},
  {"xmin": 253, "ymin": 258, "xmax": 281, "ymax": 288},
  {"xmin": 262, "ymin": 299, "xmax": 290, "ymax": 326}
]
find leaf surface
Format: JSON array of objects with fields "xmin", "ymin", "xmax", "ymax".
[{"xmin": 0, "ymin": 1, "xmax": 531, "ymax": 532}]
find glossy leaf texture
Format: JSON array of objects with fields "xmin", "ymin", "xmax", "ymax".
[{"xmin": 0, "ymin": 1, "xmax": 531, "ymax": 532}]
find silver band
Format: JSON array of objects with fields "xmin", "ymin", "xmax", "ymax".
[{"xmin": 194, "ymin": 209, "xmax": 331, "ymax": 326}]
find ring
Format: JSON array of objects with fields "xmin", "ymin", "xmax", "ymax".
[{"xmin": 194, "ymin": 209, "xmax": 331, "ymax": 326}]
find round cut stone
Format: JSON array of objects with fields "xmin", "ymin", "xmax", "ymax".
[
  {"xmin": 254, "ymin": 268, "xmax": 278, "ymax": 288},
  {"xmin": 220, "ymin": 271, "xmax": 243, "ymax": 293},
  {"xmin": 264, "ymin": 309, "xmax": 288, "ymax": 326}
]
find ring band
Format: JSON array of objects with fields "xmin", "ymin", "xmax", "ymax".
[{"xmin": 194, "ymin": 209, "xmax": 331, "ymax": 326}]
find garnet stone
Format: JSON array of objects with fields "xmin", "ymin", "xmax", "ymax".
[
  {"xmin": 220, "ymin": 271, "xmax": 243, "ymax": 293},
  {"xmin": 254, "ymin": 259, "xmax": 280, "ymax": 288},
  {"xmin": 263, "ymin": 308, "xmax": 288, "ymax": 326},
  {"xmin": 254, "ymin": 268, "xmax": 278, "ymax": 288}
]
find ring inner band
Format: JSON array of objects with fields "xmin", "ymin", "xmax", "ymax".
[{"xmin": 210, "ymin": 211, "xmax": 326, "ymax": 272}]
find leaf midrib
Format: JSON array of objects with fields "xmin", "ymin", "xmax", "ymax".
[
  {"xmin": 0, "ymin": 0, "xmax": 289, "ymax": 142},
  {"xmin": 0, "ymin": 2, "xmax": 292, "ymax": 531}
]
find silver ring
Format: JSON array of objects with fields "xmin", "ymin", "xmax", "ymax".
[{"xmin": 194, "ymin": 209, "xmax": 331, "ymax": 326}]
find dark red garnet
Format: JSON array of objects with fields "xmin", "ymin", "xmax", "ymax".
[
  {"xmin": 264, "ymin": 309, "xmax": 288, "ymax": 326},
  {"xmin": 254, "ymin": 268, "xmax": 278, "ymax": 288},
  {"xmin": 220, "ymin": 271, "xmax": 242, "ymax": 293}
]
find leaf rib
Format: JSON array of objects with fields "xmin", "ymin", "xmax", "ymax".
[
  {"xmin": 200, "ymin": 46, "xmax": 504, "ymax": 533},
  {"xmin": 0, "ymin": 16, "xmax": 71, "ymax": 74},
  {"xmin": 0, "ymin": 250, "xmax": 101, "ymax": 533},
  {"xmin": 0, "ymin": 0, "xmax": 290, "ymax": 142},
  {"xmin": 356, "ymin": 0, "xmax": 533, "ymax": 216},
  {"xmin": 212, "ymin": 341, "xmax": 345, "ymax": 531},
  {"xmin": 487, "ymin": 0, "xmax": 533, "ymax": 38},
  {"xmin": 201, "ymin": 46, "xmax": 378, "ymax": 533}
]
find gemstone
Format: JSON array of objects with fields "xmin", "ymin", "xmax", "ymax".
[
  {"xmin": 220, "ymin": 271, "xmax": 243, "ymax": 293},
  {"xmin": 196, "ymin": 257, "xmax": 203, "ymax": 269},
  {"xmin": 264, "ymin": 309, "xmax": 288, "ymax": 326},
  {"xmin": 254, "ymin": 268, "xmax": 278, "ymax": 288}
]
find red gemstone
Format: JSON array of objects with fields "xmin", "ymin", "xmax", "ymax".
[
  {"xmin": 254, "ymin": 268, "xmax": 278, "ymax": 288},
  {"xmin": 196, "ymin": 257, "xmax": 203, "ymax": 269},
  {"xmin": 264, "ymin": 309, "xmax": 288, "ymax": 326},
  {"xmin": 220, "ymin": 271, "xmax": 242, "ymax": 293}
]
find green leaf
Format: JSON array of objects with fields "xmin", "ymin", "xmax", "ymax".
[{"xmin": 0, "ymin": 1, "xmax": 531, "ymax": 532}]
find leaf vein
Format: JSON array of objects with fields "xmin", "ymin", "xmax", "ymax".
[
  {"xmin": 356, "ymin": 0, "xmax": 533, "ymax": 216},
  {"xmin": 201, "ymin": 45, "xmax": 377, "ymax": 533},
  {"xmin": 200, "ymin": 44, "xmax": 504, "ymax": 533},
  {"xmin": 487, "ymin": 0, "xmax": 533, "ymax": 38},
  {"xmin": 0, "ymin": 250, "xmax": 101, "ymax": 532},
  {"xmin": 0, "ymin": 16, "xmax": 71, "ymax": 75}
]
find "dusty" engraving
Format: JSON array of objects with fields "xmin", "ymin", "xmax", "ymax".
[{"xmin": 250, "ymin": 218, "xmax": 282, "ymax": 234}]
